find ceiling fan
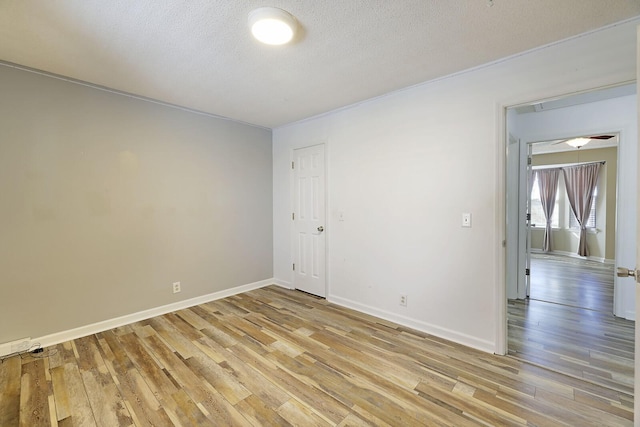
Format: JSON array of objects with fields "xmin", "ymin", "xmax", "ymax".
[{"xmin": 552, "ymin": 134, "xmax": 615, "ymax": 148}]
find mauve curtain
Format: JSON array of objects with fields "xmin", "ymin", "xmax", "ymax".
[
  {"xmin": 534, "ymin": 169, "xmax": 560, "ymax": 252},
  {"xmin": 562, "ymin": 163, "xmax": 601, "ymax": 256}
]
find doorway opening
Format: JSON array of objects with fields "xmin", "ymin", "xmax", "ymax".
[
  {"xmin": 527, "ymin": 138, "xmax": 617, "ymax": 312},
  {"xmin": 505, "ymin": 84, "xmax": 636, "ymax": 395}
]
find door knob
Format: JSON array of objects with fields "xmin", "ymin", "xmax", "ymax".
[
  {"xmin": 317, "ymin": 226, "xmax": 324, "ymax": 232},
  {"xmin": 616, "ymin": 267, "xmax": 638, "ymax": 278}
]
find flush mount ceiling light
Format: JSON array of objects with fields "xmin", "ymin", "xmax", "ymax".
[
  {"xmin": 564, "ymin": 137, "xmax": 591, "ymax": 149},
  {"xmin": 248, "ymin": 7, "xmax": 297, "ymax": 45}
]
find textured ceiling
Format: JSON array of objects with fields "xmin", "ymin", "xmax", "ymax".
[{"xmin": 1, "ymin": 1, "xmax": 639, "ymax": 128}]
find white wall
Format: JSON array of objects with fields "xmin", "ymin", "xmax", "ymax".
[
  {"xmin": 0, "ymin": 66, "xmax": 273, "ymax": 345},
  {"xmin": 513, "ymin": 95, "xmax": 637, "ymax": 319},
  {"xmin": 273, "ymin": 20, "xmax": 639, "ymax": 352}
]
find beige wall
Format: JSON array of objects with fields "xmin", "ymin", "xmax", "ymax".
[
  {"xmin": 0, "ymin": 66, "xmax": 273, "ymax": 344},
  {"xmin": 531, "ymin": 146, "xmax": 617, "ymax": 260}
]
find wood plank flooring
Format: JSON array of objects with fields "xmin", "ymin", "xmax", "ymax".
[
  {"xmin": 529, "ymin": 253, "xmax": 616, "ymax": 313},
  {"xmin": 508, "ymin": 254, "xmax": 634, "ymax": 396},
  {"xmin": 1, "ymin": 286, "xmax": 634, "ymax": 426}
]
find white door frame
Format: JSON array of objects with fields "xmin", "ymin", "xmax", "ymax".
[
  {"xmin": 518, "ymin": 136, "xmax": 621, "ymax": 296},
  {"xmin": 496, "ymin": 82, "xmax": 637, "ymax": 355},
  {"xmin": 289, "ymin": 142, "xmax": 329, "ymax": 297}
]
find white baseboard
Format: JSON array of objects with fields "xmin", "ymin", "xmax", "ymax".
[
  {"xmin": 327, "ymin": 294, "xmax": 495, "ymax": 354},
  {"xmin": 0, "ymin": 343, "xmax": 10, "ymax": 357},
  {"xmin": 531, "ymin": 249, "xmax": 611, "ymax": 264},
  {"xmin": 273, "ymin": 279, "xmax": 293, "ymax": 289},
  {"xmin": 0, "ymin": 338, "xmax": 33, "ymax": 359},
  {"xmin": 2, "ymin": 279, "xmax": 496, "ymax": 357},
  {"xmin": 0, "ymin": 278, "xmax": 275, "ymax": 357}
]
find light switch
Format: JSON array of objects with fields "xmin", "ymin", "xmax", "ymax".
[{"xmin": 462, "ymin": 213, "xmax": 472, "ymax": 228}]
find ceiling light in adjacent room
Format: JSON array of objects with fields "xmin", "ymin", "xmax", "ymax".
[
  {"xmin": 249, "ymin": 7, "xmax": 297, "ymax": 45},
  {"xmin": 564, "ymin": 137, "xmax": 591, "ymax": 149}
]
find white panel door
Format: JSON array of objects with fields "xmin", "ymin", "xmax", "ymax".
[
  {"xmin": 634, "ymin": 27, "xmax": 640, "ymax": 423},
  {"xmin": 516, "ymin": 139, "xmax": 529, "ymax": 299},
  {"xmin": 293, "ymin": 144, "xmax": 326, "ymax": 297},
  {"xmin": 525, "ymin": 143, "xmax": 533, "ymax": 297}
]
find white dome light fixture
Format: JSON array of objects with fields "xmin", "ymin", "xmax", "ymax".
[
  {"xmin": 249, "ymin": 7, "xmax": 297, "ymax": 45},
  {"xmin": 565, "ymin": 137, "xmax": 591, "ymax": 149}
]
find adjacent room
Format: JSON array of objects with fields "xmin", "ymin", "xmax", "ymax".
[
  {"xmin": 1, "ymin": 2, "xmax": 639, "ymax": 426},
  {"xmin": 506, "ymin": 88, "xmax": 637, "ymax": 395}
]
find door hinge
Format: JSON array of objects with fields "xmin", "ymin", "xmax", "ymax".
[
  {"xmin": 526, "ymin": 213, "xmax": 531, "ymax": 221},
  {"xmin": 292, "ymin": 212, "xmax": 295, "ymax": 220},
  {"xmin": 291, "ymin": 161, "xmax": 294, "ymax": 169},
  {"xmin": 527, "ymin": 157, "xmax": 532, "ymax": 165},
  {"xmin": 525, "ymin": 268, "xmax": 530, "ymax": 276},
  {"xmin": 293, "ymin": 263, "xmax": 295, "ymax": 271}
]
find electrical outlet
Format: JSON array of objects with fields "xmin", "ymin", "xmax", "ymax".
[
  {"xmin": 462, "ymin": 213, "xmax": 472, "ymax": 228},
  {"xmin": 173, "ymin": 282, "xmax": 181, "ymax": 293},
  {"xmin": 399, "ymin": 294, "xmax": 407, "ymax": 307},
  {"xmin": 10, "ymin": 337, "xmax": 32, "ymax": 354}
]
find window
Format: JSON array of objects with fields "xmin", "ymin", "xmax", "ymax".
[
  {"xmin": 530, "ymin": 174, "xmax": 559, "ymax": 228},
  {"xmin": 530, "ymin": 169, "xmax": 598, "ymax": 230}
]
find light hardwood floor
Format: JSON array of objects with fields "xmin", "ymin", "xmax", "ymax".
[
  {"xmin": 530, "ymin": 254, "xmax": 617, "ymax": 313},
  {"xmin": 1, "ymin": 286, "xmax": 634, "ymax": 426},
  {"xmin": 508, "ymin": 254, "xmax": 634, "ymax": 395}
]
